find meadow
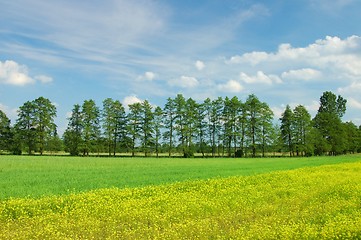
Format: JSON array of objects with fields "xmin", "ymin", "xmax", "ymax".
[
  {"xmin": 0, "ymin": 155, "xmax": 361, "ymax": 239},
  {"xmin": 1, "ymin": 154, "xmax": 361, "ymax": 199}
]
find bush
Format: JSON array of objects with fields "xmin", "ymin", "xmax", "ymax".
[
  {"xmin": 183, "ymin": 149, "xmax": 194, "ymax": 158},
  {"xmin": 235, "ymin": 149, "xmax": 243, "ymax": 158}
]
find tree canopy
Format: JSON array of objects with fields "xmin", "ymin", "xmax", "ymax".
[{"xmin": 1, "ymin": 91, "xmax": 360, "ymax": 157}]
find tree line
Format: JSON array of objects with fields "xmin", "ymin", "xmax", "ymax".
[{"xmin": 0, "ymin": 91, "xmax": 360, "ymax": 157}]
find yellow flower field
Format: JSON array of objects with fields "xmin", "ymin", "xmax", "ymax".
[{"xmin": 1, "ymin": 161, "xmax": 361, "ymax": 239}]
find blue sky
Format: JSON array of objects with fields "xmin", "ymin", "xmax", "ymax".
[{"xmin": 1, "ymin": 0, "xmax": 361, "ymax": 134}]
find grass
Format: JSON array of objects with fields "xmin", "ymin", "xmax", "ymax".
[
  {"xmin": 1, "ymin": 154, "xmax": 361, "ymax": 199},
  {"xmin": 1, "ymin": 160, "xmax": 360, "ymax": 239}
]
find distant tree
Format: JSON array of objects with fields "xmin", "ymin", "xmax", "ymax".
[
  {"xmin": 343, "ymin": 122, "xmax": 360, "ymax": 154},
  {"xmin": 259, "ymin": 102, "xmax": 274, "ymax": 157},
  {"xmin": 15, "ymin": 101, "xmax": 37, "ymax": 154},
  {"xmin": 0, "ymin": 110, "xmax": 12, "ymax": 152},
  {"xmin": 222, "ymin": 96, "xmax": 242, "ymax": 157},
  {"xmin": 163, "ymin": 97, "xmax": 176, "ymax": 157},
  {"xmin": 33, "ymin": 97, "xmax": 57, "ymax": 155},
  {"xmin": 174, "ymin": 94, "xmax": 187, "ymax": 155},
  {"xmin": 209, "ymin": 97, "xmax": 223, "ymax": 157},
  {"xmin": 238, "ymin": 102, "xmax": 248, "ymax": 157},
  {"xmin": 270, "ymin": 124, "xmax": 282, "ymax": 155},
  {"xmin": 245, "ymin": 94, "xmax": 263, "ymax": 157},
  {"xmin": 280, "ymin": 105, "xmax": 294, "ymax": 156},
  {"xmin": 128, "ymin": 102, "xmax": 142, "ymax": 157},
  {"xmin": 313, "ymin": 91, "xmax": 347, "ymax": 155},
  {"xmin": 15, "ymin": 97, "xmax": 57, "ymax": 155},
  {"xmin": 195, "ymin": 101, "xmax": 207, "ymax": 157},
  {"xmin": 102, "ymin": 98, "xmax": 127, "ymax": 156},
  {"xmin": 81, "ymin": 100, "xmax": 101, "ymax": 156},
  {"xmin": 358, "ymin": 125, "xmax": 361, "ymax": 153},
  {"xmin": 140, "ymin": 100, "xmax": 154, "ymax": 157},
  {"xmin": 318, "ymin": 91, "xmax": 347, "ymax": 118},
  {"xmin": 293, "ymin": 105, "xmax": 312, "ymax": 156},
  {"xmin": 46, "ymin": 130, "xmax": 63, "ymax": 153},
  {"xmin": 203, "ymin": 98, "xmax": 212, "ymax": 156},
  {"xmin": 153, "ymin": 106, "xmax": 163, "ymax": 157},
  {"xmin": 184, "ymin": 98, "xmax": 198, "ymax": 157},
  {"xmin": 113, "ymin": 101, "xmax": 128, "ymax": 154},
  {"xmin": 63, "ymin": 104, "xmax": 83, "ymax": 156}
]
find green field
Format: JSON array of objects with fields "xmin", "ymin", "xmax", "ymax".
[
  {"xmin": 1, "ymin": 155, "xmax": 361, "ymax": 239},
  {"xmin": 1, "ymin": 154, "xmax": 361, "ymax": 199}
]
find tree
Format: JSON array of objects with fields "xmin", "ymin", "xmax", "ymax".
[
  {"xmin": 245, "ymin": 94, "xmax": 263, "ymax": 157},
  {"xmin": 81, "ymin": 100, "xmax": 101, "ymax": 156},
  {"xmin": 313, "ymin": 91, "xmax": 347, "ymax": 155},
  {"xmin": 259, "ymin": 102, "xmax": 274, "ymax": 157},
  {"xmin": 15, "ymin": 101, "xmax": 37, "ymax": 154},
  {"xmin": 63, "ymin": 104, "xmax": 83, "ymax": 156},
  {"xmin": 128, "ymin": 102, "xmax": 142, "ymax": 157},
  {"xmin": 174, "ymin": 94, "xmax": 187, "ymax": 155},
  {"xmin": 140, "ymin": 100, "xmax": 154, "ymax": 157},
  {"xmin": 293, "ymin": 105, "xmax": 311, "ymax": 156},
  {"xmin": 195, "ymin": 101, "xmax": 208, "ymax": 157},
  {"xmin": 343, "ymin": 122, "xmax": 359, "ymax": 154},
  {"xmin": 0, "ymin": 110, "xmax": 12, "ymax": 152},
  {"xmin": 318, "ymin": 91, "xmax": 347, "ymax": 118},
  {"xmin": 102, "ymin": 98, "xmax": 127, "ymax": 156},
  {"xmin": 15, "ymin": 97, "xmax": 57, "ymax": 155},
  {"xmin": 163, "ymin": 97, "xmax": 176, "ymax": 157},
  {"xmin": 208, "ymin": 97, "xmax": 223, "ymax": 157},
  {"xmin": 183, "ymin": 98, "xmax": 198, "ymax": 157},
  {"xmin": 33, "ymin": 97, "xmax": 57, "ymax": 155},
  {"xmin": 46, "ymin": 130, "xmax": 63, "ymax": 153},
  {"xmin": 238, "ymin": 102, "xmax": 248, "ymax": 157},
  {"xmin": 222, "ymin": 96, "xmax": 242, "ymax": 157},
  {"xmin": 280, "ymin": 105, "xmax": 294, "ymax": 156},
  {"xmin": 153, "ymin": 106, "xmax": 163, "ymax": 157}
]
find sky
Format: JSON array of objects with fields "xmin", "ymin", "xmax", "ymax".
[{"xmin": 1, "ymin": 0, "xmax": 361, "ymax": 135}]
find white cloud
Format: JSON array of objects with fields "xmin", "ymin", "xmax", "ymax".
[
  {"xmin": 138, "ymin": 71, "xmax": 156, "ymax": 81},
  {"xmin": 195, "ymin": 60, "xmax": 205, "ymax": 71},
  {"xmin": 240, "ymin": 71, "xmax": 282, "ymax": 85},
  {"xmin": 0, "ymin": 60, "xmax": 35, "ymax": 86},
  {"xmin": 0, "ymin": 60, "xmax": 54, "ymax": 86},
  {"xmin": 224, "ymin": 36, "xmax": 361, "ymax": 108},
  {"xmin": 35, "ymin": 75, "xmax": 53, "ymax": 84},
  {"xmin": 123, "ymin": 95, "xmax": 142, "ymax": 107},
  {"xmin": 228, "ymin": 36, "xmax": 361, "ymax": 80},
  {"xmin": 227, "ymin": 51, "xmax": 268, "ymax": 65},
  {"xmin": 168, "ymin": 76, "xmax": 199, "ymax": 88},
  {"xmin": 281, "ymin": 68, "xmax": 322, "ymax": 81},
  {"xmin": 218, "ymin": 79, "xmax": 244, "ymax": 93},
  {"xmin": 145, "ymin": 71, "xmax": 156, "ymax": 81}
]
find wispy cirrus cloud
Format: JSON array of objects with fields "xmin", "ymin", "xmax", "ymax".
[
  {"xmin": 309, "ymin": 0, "xmax": 357, "ymax": 12},
  {"xmin": 0, "ymin": 0, "xmax": 168, "ymax": 66}
]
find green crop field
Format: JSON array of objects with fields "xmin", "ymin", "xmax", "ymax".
[
  {"xmin": 1, "ymin": 155, "xmax": 361, "ymax": 239},
  {"xmin": 1, "ymin": 154, "xmax": 361, "ymax": 199}
]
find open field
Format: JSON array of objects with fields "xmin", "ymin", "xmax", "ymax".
[
  {"xmin": 1, "ymin": 160, "xmax": 361, "ymax": 239},
  {"xmin": 1, "ymin": 154, "xmax": 361, "ymax": 199}
]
